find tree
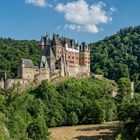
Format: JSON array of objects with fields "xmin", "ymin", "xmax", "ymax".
[
  {"xmin": 118, "ymin": 94, "xmax": 140, "ymax": 139},
  {"xmin": 67, "ymin": 112, "xmax": 78, "ymax": 125},
  {"xmin": 116, "ymin": 77, "xmax": 131, "ymax": 103}
]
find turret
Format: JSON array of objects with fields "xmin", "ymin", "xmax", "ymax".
[
  {"xmin": 40, "ymin": 34, "xmax": 51, "ymax": 49},
  {"xmin": 45, "ymin": 34, "xmax": 51, "ymax": 46},
  {"xmin": 52, "ymin": 34, "xmax": 61, "ymax": 45},
  {"xmin": 40, "ymin": 36, "xmax": 45, "ymax": 50},
  {"xmin": 71, "ymin": 39, "xmax": 75, "ymax": 48},
  {"xmin": 80, "ymin": 42, "xmax": 89, "ymax": 52},
  {"xmin": 40, "ymin": 34, "xmax": 51, "ymax": 68}
]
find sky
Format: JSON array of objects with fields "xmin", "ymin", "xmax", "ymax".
[{"xmin": 0, "ymin": 0, "xmax": 140, "ymax": 43}]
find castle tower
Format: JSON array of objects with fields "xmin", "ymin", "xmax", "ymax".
[
  {"xmin": 40, "ymin": 36, "xmax": 45, "ymax": 50},
  {"xmin": 60, "ymin": 42, "xmax": 68, "ymax": 77},
  {"xmin": 52, "ymin": 34, "xmax": 62, "ymax": 59},
  {"xmin": 40, "ymin": 34, "xmax": 51, "ymax": 69},
  {"xmin": 18, "ymin": 59, "xmax": 36, "ymax": 80},
  {"xmin": 79, "ymin": 42, "xmax": 90, "ymax": 65},
  {"xmin": 79, "ymin": 42, "xmax": 90, "ymax": 76}
]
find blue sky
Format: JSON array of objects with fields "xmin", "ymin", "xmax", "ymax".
[{"xmin": 0, "ymin": 0, "xmax": 140, "ymax": 43}]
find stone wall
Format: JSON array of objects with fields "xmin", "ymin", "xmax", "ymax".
[
  {"xmin": 77, "ymin": 65, "xmax": 90, "ymax": 77},
  {"xmin": 5, "ymin": 79, "xmax": 31, "ymax": 89},
  {"xmin": 21, "ymin": 67, "xmax": 36, "ymax": 80},
  {"xmin": 35, "ymin": 73, "xmax": 50, "ymax": 83},
  {"xmin": 66, "ymin": 65, "xmax": 90, "ymax": 77}
]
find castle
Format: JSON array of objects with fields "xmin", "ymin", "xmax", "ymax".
[{"xmin": 0, "ymin": 34, "xmax": 90, "ymax": 89}]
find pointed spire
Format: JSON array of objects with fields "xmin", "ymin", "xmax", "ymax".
[
  {"xmin": 45, "ymin": 34, "xmax": 51, "ymax": 46},
  {"xmin": 40, "ymin": 36, "xmax": 44, "ymax": 46}
]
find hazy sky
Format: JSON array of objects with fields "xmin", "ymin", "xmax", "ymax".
[{"xmin": 0, "ymin": 0, "xmax": 140, "ymax": 43}]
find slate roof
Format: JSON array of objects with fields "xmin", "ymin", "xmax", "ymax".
[
  {"xmin": 50, "ymin": 47, "xmax": 55, "ymax": 58},
  {"xmin": 52, "ymin": 34, "xmax": 62, "ymax": 45},
  {"xmin": 40, "ymin": 56, "xmax": 49, "ymax": 68},
  {"xmin": 21, "ymin": 59, "xmax": 34, "ymax": 68}
]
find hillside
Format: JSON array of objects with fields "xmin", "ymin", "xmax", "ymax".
[
  {"xmin": 0, "ymin": 77, "xmax": 118, "ymax": 139},
  {"xmin": 0, "ymin": 77, "xmax": 139, "ymax": 139},
  {"xmin": 90, "ymin": 25, "xmax": 140, "ymax": 92},
  {"xmin": 1, "ymin": 26, "xmax": 140, "ymax": 84},
  {"xmin": 0, "ymin": 38, "xmax": 40, "ymax": 77}
]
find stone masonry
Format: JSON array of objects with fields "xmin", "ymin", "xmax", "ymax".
[{"xmin": 0, "ymin": 34, "xmax": 90, "ymax": 89}]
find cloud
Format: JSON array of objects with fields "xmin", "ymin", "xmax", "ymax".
[
  {"xmin": 65, "ymin": 24, "xmax": 99, "ymax": 33},
  {"xmin": 55, "ymin": 0, "xmax": 114, "ymax": 33},
  {"xmin": 110, "ymin": 7, "xmax": 117, "ymax": 12},
  {"xmin": 25, "ymin": 0, "xmax": 46, "ymax": 7}
]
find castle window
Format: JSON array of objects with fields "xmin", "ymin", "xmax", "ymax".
[
  {"xmin": 69, "ymin": 60, "xmax": 74, "ymax": 63},
  {"xmin": 56, "ymin": 66, "xmax": 59, "ymax": 69}
]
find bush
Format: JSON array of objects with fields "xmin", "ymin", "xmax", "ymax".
[{"xmin": 67, "ymin": 112, "xmax": 79, "ymax": 125}]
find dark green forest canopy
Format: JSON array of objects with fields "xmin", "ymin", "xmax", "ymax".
[
  {"xmin": 90, "ymin": 25, "xmax": 140, "ymax": 82},
  {"xmin": 0, "ymin": 38, "xmax": 40, "ymax": 78}
]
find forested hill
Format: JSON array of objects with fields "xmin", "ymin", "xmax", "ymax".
[
  {"xmin": 1, "ymin": 25, "xmax": 140, "ymax": 86},
  {"xmin": 90, "ymin": 25, "xmax": 140, "ymax": 91},
  {"xmin": 0, "ymin": 38, "xmax": 40, "ymax": 77}
]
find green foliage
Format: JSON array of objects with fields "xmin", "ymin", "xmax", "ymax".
[
  {"xmin": 34, "ymin": 81, "xmax": 64, "ymax": 127},
  {"xmin": 31, "ymin": 77, "xmax": 117, "ymax": 126},
  {"xmin": 27, "ymin": 118, "xmax": 49, "ymax": 140},
  {"xmin": 0, "ymin": 77, "xmax": 118, "ymax": 139},
  {"xmin": 118, "ymin": 94, "xmax": 140, "ymax": 139},
  {"xmin": 67, "ymin": 112, "xmax": 79, "ymax": 125},
  {"xmin": 0, "ymin": 90, "xmax": 50, "ymax": 140},
  {"xmin": 117, "ymin": 78, "xmax": 131, "ymax": 95},
  {"xmin": 0, "ymin": 38, "xmax": 40, "ymax": 77},
  {"xmin": 115, "ymin": 134, "xmax": 122, "ymax": 140},
  {"xmin": 116, "ymin": 77, "xmax": 131, "ymax": 103},
  {"xmin": 90, "ymin": 26, "xmax": 140, "ymax": 92},
  {"xmin": 2, "ymin": 25, "xmax": 140, "ymax": 139}
]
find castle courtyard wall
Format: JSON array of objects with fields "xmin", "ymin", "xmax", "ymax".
[{"xmin": 67, "ymin": 65, "xmax": 90, "ymax": 77}]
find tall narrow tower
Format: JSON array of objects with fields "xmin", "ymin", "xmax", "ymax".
[
  {"xmin": 40, "ymin": 35, "xmax": 51, "ymax": 69},
  {"xmin": 79, "ymin": 42, "xmax": 90, "ymax": 76}
]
